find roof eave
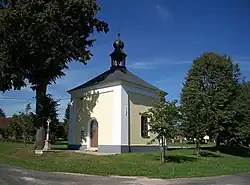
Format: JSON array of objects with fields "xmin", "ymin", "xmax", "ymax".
[{"xmin": 67, "ymin": 81, "xmax": 123, "ymax": 94}]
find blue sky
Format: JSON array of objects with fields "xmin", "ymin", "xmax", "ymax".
[{"xmin": 0, "ymin": 0, "xmax": 250, "ymax": 120}]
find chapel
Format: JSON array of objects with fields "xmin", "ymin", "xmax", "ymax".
[{"xmin": 67, "ymin": 34, "xmax": 160, "ymax": 153}]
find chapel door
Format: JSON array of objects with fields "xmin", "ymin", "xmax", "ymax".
[{"xmin": 90, "ymin": 119, "xmax": 98, "ymax": 147}]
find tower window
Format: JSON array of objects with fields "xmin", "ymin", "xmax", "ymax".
[{"xmin": 141, "ymin": 115, "xmax": 150, "ymax": 138}]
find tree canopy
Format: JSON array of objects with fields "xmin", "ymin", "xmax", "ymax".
[
  {"xmin": 0, "ymin": 0, "xmax": 109, "ymax": 149},
  {"xmin": 0, "ymin": 0, "xmax": 108, "ymax": 91},
  {"xmin": 0, "ymin": 108, "xmax": 6, "ymax": 118},
  {"xmin": 231, "ymin": 81, "xmax": 250, "ymax": 145},
  {"xmin": 180, "ymin": 52, "xmax": 248, "ymax": 148},
  {"xmin": 144, "ymin": 91, "xmax": 180, "ymax": 163},
  {"xmin": 62, "ymin": 103, "xmax": 70, "ymax": 139},
  {"xmin": 9, "ymin": 103, "xmax": 35, "ymax": 144}
]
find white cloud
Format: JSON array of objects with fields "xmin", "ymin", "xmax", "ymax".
[
  {"xmin": 234, "ymin": 56, "xmax": 250, "ymax": 61},
  {"xmin": 128, "ymin": 61, "xmax": 157, "ymax": 70},
  {"xmin": 156, "ymin": 4, "xmax": 173, "ymax": 28},
  {"xmin": 128, "ymin": 57, "xmax": 192, "ymax": 70},
  {"xmin": 155, "ymin": 78, "xmax": 174, "ymax": 84},
  {"xmin": 128, "ymin": 56, "xmax": 250, "ymax": 71},
  {"xmin": 231, "ymin": 56, "xmax": 250, "ymax": 64},
  {"xmin": 154, "ymin": 72, "xmax": 185, "ymax": 85}
]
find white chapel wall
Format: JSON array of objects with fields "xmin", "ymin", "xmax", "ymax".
[{"xmin": 71, "ymin": 85, "xmax": 123, "ymax": 147}]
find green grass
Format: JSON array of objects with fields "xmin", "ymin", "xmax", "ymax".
[
  {"xmin": 168, "ymin": 141, "xmax": 215, "ymax": 147},
  {"xmin": 51, "ymin": 140, "xmax": 68, "ymax": 150},
  {"xmin": 51, "ymin": 140, "xmax": 216, "ymax": 150},
  {"xmin": 0, "ymin": 141, "xmax": 250, "ymax": 179}
]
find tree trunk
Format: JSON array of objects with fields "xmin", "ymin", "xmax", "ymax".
[
  {"xmin": 216, "ymin": 134, "xmax": 220, "ymax": 151},
  {"xmin": 23, "ymin": 132, "xmax": 26, "ymax": 147},
  {"xmin": 196, "ymin": 140, "xmax": 200, "ymax": 156},
  {"xmin": 159, "ymin": 138, "xmax": 164, "ymax": 164},
  {"xmin": 164, "ymin": 137, "xmax": 168, "ymax": 163},
  {"xmin": 34, "ymin": 127, "xmax": 45, "ymax": 149},
  {"xmin": 33, "ymin": 82, "xmax": 47, "ymax": 150},
  {"xmin": 160, "ymin": 137, "xmax": 167, "ymax": 163}
]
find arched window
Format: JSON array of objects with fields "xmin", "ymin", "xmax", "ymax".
[{"xmin": 141, "ymin": 115, "xmax": 150, "ymax": 138}]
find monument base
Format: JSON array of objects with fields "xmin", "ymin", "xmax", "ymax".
[
  {"xmin": 35, "ymin": 150, "xmax": 44, "ymax": 155},
  {"xmin": 43, "ymin": 140, "xmax": 51, "ymax": 151}
]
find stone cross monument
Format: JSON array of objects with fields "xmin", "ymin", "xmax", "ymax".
[{"xmin": 43, "ymin": 118, "xmax": 51, "ymax": 151}]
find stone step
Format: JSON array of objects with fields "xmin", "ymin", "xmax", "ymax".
[{"xmin": 84, "ymin": 147, "xmax": 98, "ymax": 152}]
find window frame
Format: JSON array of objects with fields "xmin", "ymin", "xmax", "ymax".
[{"xmin": 141, "ymin": 114, "xmax": 150, "ymax": 138}]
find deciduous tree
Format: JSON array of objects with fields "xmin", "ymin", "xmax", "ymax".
[
  {"xmin": 180, "ymin": 52, "xmax": 242, "ymax": 152},
  {"xmin": 8, "ymin": 103, "xmax": 35, "ymax": 144},
  {"xmin": 144, "ymin": 91, "xmax": 180, "ymax": 163},
  {"xmin": 0, "ymin": 0, "xmax": 108, "ymax": 150},
  {"xmin": 33, "ymin": 94, "xmax": 60, "ymax": 146},
  {"xmin": 0, "ymin": 108, "xmax": 6, "ymax": 118},
  {"xmin": 231, "ymin": 81, "xmax": 250, "ymax": 146},
  {"xmin": 62, "ymin": 103, "xmax": 70, "ymax": 139}
]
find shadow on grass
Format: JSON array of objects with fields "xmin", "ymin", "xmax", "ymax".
[
  {"xmin": 205, "ymin": 146, "xmax": 250, "ymax": 157},
  {"xmin": 2, "ymin": 139, "xmax": 34, "ymax": 145},
  {"xmin": 167, "ymin": 146, "xmax": 214, "ymax": 152},
  {"xmin": 51, "ymin": 140, "xmax": 68, "ymax": 150},
  {"xmin": 166, "ymin": 155, "xmax": 197, "ymax": 163},
  {"xmin": 51, "ymin": 147, "xmax": 69, "ymax": 150},
  {"xmin": 199, "ymin": 151, "xmax": 221, "ymax": 158},
  {"xmin": 53, "ymin": 142, "xmax": 68, "ymax": 146}
]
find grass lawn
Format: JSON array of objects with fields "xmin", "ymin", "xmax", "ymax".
[
  {"xmin": 50, "ymin": 140, "xmax": 215, "ymax": 150},
  {"xmin": 0, "ymin": 141, "xmax": 250, "ymax": 179},
  {"xmin": 168, "ymin": 141, "xmax": 215, "ymax": 147},
  {"xmin": 51, "ymin": 140, "xmax": 68, "ymax": 150}
]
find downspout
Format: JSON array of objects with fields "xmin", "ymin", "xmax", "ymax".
[{"xmin": 128, "ymin": 98, "xmax": 131, "ymax": 152}]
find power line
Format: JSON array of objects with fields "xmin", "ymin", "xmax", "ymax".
[
  {"xmin": 0, "ymin": 97, "xmax": 34, "ymax": 101},
  {"xmin": 0, "ymin": 97, "xmax": 70, "ymax": 101}
]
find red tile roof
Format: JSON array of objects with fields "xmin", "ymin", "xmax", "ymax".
[{"xmin": 0, "ymin": 118, "xmax": 10, "ymax": 128}]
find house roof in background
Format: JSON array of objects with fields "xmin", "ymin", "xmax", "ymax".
[{"xmin": 0, "ymin": 118, "xmax": 10, "ymax": 128}]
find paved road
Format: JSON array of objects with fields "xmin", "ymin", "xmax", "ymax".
[{"xmin": 0, "ymin": 164, "xmax": 250, "ymax": 185}]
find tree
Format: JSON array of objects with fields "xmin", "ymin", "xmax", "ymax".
[
  {"xmin": 8, "ymin": 114, "xmax": 23, "ymax": 140},
  {"xmin": 180, "ymin": 68, "xmax": 208, "ymax": 154},
  {"xmin": 143, "ymin": 91, "xmax": 180, "ymax": 163},
  {"xmin": 230, "ymin": 81, "xmax": 250, "ymax": 146},
  {"xmin": 33, "ymin": 94, "xmax": 60, "ymax": 146},
  {"xmin": 0, "ymin": 107, "xmax": 8, "ymax": 139},
  {"xmin": 54, "ymin": 121, "xmax": 67, "ymax": 140},
  {"xmin": 22, "ymin": 103, "xmax": 35, "ymax": 145},
  {"xmin": 242, "ymin": 82, "xmax": 250, "ymax": 145},
  {"xmin": 0, "ymin": 108, "xmax": 6, "ymax": 118},
  {"xmin": 0, "ymin": 0, "xmax": 108, "ymax": 150},
  {"xmin": 65, "ymin": 103, "xmax": 70, "ymax": 122},
  {"xmin": 8, "ymin": 103, "xmax": 35, "ymax": 144},
  {"xmin": 180, "ymin": 52, "xmax": 242, "ymax": 151},
  {"xmin": 63, "ymin": 103, "xmax": 70, "ymax": 139}
]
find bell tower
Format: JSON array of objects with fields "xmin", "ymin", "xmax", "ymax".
[{"xmin": 109, "ymin": 33, "xmax": 127, "ymax": 69}]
